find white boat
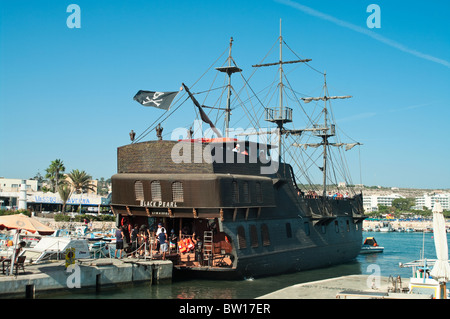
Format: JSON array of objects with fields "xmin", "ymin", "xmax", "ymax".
[
  {"xmin": 379, "ymin": 221, "xmax": 393, "ymax": 232},
  {"xmin": 22, "ymin": 236, "xmax": 90, "ymax": 264},
  {"xmin": 360, "ymin": 237, "xmax": 384, "ymax": 254},
  {"xmin": 399, "ymin": 259, "xmax": 448, "ymax": 299},
  {"xmin": 397, "ymin": 203, "xmax": 450, "ymax": 299}
]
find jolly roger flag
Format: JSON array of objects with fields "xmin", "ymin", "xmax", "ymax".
[{"xmin": 133, "ymin": 90, "xmax": 179, "ymax": 110}]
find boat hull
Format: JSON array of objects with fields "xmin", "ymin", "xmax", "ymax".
[
  {"xmin": 173, "ymin": 238, "xmax": 361, "ymax": 280},
  {"xmin": 173, "ymin": 215, "xmax": 363, "ymax": 280},
  {"xmin": 359, "ymin": 246, "xmax": 384, "ymax": 254}
]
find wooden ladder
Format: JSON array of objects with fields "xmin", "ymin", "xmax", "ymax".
[{"xmin": 203, "ymin": 231, "xmax": 213, "ymax": 266}]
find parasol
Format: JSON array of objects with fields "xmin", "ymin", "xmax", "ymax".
[
  {"xmin": 0, "ymin": 213, "xmax": 55, "ymax": 235},
  {"xmin": 430, "ymin": 202, "xmax": 450, "ymax": 282},
  {"xmin": 0, "ymin": 214, "xmax": 55, "ymax": 275}
]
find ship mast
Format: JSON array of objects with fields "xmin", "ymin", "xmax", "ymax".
[
  {"xmin": 321, "ymin": 72, "xmax": 330, "ymax": 198},
  {"xmin": 297, "ymin": 72, "xmax": 353, "ymax": 198},
  {"xmin": 254, "ymin": 19, "xmax": 311, "ymax": 159},
  {"xmin": 278, "ymin": 21, "xmax": 284, "ymax": 156},
  {"xmin": 216, "ymin": 37, "xmax": 242, "ymax": 138}
]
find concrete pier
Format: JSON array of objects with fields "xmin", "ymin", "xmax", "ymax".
[
  {"xmin": 257, "ymin": 275, "xmax": 418, "ymax": 299},
  {"xmin": 0, "ymin": 258, "xmax": 172, "ymax": 298}
]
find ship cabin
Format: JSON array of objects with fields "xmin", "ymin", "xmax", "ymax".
[
  {"xmin": 111, "ymin": 138, "xmax": 280, "ymax": 268},
  {"xmin": 110, "ymin": 137, "xmax": 363, "ymax": 271}
]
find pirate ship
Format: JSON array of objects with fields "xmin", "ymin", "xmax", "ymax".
[{"xmin": 111, "ymin": 24, "xmax": 366, "ymax": 279}]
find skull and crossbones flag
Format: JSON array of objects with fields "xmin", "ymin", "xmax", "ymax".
[{"xmin": 133, "ymin": 90, "xmax": 179, "ymax": 110}]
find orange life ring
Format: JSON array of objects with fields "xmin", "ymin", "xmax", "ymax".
[
  {"xmin": 178, "ymin": 240, "xmax": 187, "ymax": 253},
  {"xmin": 186, "ymin": 238, "xmax": 195, "ymax": 251}
]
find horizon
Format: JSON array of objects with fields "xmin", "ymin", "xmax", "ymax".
[{"xmin": 1, "ymin": 0, "xmax": 449, "ymax": 189}]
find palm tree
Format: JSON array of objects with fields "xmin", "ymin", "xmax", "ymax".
[
  {"xmin": 58, "ymin": 184, "xmax": 72, "ymax": 214},
  {"xmin": 67, "ymin": 169, "xmax": 95, "ymax": 194},
  {"xmin": 45, "ymin": 159, "xmax": 66, "ymax": 192}
]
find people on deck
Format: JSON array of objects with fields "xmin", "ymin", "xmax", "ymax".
[
  {"xmin": 158, "ymin": 229, "xmax": 168, "ymax": 260},
  {"xmin": 156, "ymin": 223, "xmax": 166, "ymax": 253},
  {"xmin": 115, "ymin": 226, "xmax": 124, "ymax": 259},
  {"xmin": 192, "ymin": 233, "xmax": 203, "ymax": 266},
  {"xmin": 169, "ymin": 229, "xmax": 178, "ymax": 253},
  {"xmin": 130, "ymin": 225, "xmax": 139, "ymax": 257},
  {"xmin": 138, "ymin": 225, "xmax": 149, "ymax": 257}
]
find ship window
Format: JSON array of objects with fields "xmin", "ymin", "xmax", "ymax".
[
  {"xmin": 304, "ymin": 222, "xmax": 310, "ymax": 236},
  {"xmin": 134, "ymin": 181, "xmax": 144, "ymax": 201},
  {"xmin": 346, "ymin": 220, "xmax": 350, "ymax": 232},
  {"xmin": 250, "ymin": 225, "xmax": 258, "ymax": 248},
  {"xmin": 243, "ymin": 182, "xmax": 250, "ymax": 203},
  {"xmin": 286, "ymin": 223, "xmax": 292, "ymax": 238},
  {"xmin": 151, "ymin": 181, "xmax": 162, "ymax": 202},
  {"xmin": 237, "ymin": 226, "xmax": 247, "ymax": 249},
  {"xmin": 261, "ymin": 224, "xmax": 270, "ymax": 246},
  {"xmin": 255, "ymin": 182, "xmax": 263, "ymax": 203},
  {"xmin": 232, "ymin": 181, "xmax": 239, "ymax": 203},
  {"xmin": 172, "ymin": 182, "xmax": 183, "ymax": 202},
  {"xmin": 321, "ymin": 224, "xmax": 326, "ymax": 234},
  {"xmin": 335, "ymin": 220, "xmax": 339, "ymax": 233}
]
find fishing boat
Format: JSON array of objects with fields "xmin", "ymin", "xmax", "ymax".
[
  {"xmin": 22, "ymin": 236, "xmax": 90, "ymax": 264},
  {"xmin": 379, "ymin": 221, "xmax": 393, "ymax": 232},
  {"xmin": 360, "ymin": 237, "xmax": 384, "ymax": 254},
  {"xmin": 110, "ymin": 23, "xmax": 366, "ymax": 279}
]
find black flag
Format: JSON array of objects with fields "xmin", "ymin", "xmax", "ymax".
[
  {"xmin": 181, "ymin": 83, "xmax": 222, "ymax": 138},
  {"xmin": 133, "ymin": 90, "xmax": 178, "ymax": 110}
]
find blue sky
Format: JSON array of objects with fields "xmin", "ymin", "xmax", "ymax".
[{"xmin": 0, "ymin": 0, "xmax": 449, "ymax": 189}]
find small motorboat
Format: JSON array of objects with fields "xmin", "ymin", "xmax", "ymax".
[{"xmin": 360, "ymin": 237, "xmax": 384, "ymax": 254}]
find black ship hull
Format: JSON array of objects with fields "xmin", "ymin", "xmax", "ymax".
[{"xmin": 173, "ymin": 215, "xmax": 362, "ymax": 280}]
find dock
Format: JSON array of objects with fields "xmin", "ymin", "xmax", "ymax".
[
  {"xmin": 257, "ymin": 275, "xmax": 431, "ymax": 299},
  {"xmin": 0, "ymin": 258, "xmax": 172, "ymax": 298}
]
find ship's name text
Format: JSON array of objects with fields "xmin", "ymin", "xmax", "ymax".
[{"xmin": 139, "ymin": 200, "xmax": 178, "ymax": 208}]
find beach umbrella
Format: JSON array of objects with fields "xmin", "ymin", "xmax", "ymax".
[
  {"xmin": 0, "ymin": 213, "xmax": 55, "ymax": 235},
  {"xmin": 0, "ymin": 214, "xmax": 55, "ymax": 275},
  {"xmin": 430, "ymin": 202, "xmax": 450, "ymax": 282}
]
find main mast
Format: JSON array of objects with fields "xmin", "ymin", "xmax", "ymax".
[
  {"xmin": 216, "ymin": 37, "xmax": 242, "ymax": 138},
  {"xmin": 255, "ymin": 20, "xmax": 311, "ymax": 159},
  {"xmin": 278, "ymin": 21, "xmax": 284, "ymax": 156}
]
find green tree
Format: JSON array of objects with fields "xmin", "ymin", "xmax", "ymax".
[
  {"xmin": 392, "ymin": 198, "xmax": 415, "ymax": 212},
  {"xmin": 67, "ymin": 169, "xmax": 95, "ymax": 194},
  {"xmin": 96, "ymin": 177, "xmax": 111, "ymax": 196},
  {"xmin": 45, "ymin": 159, "xmax": 66, "ymax": 192},
  {"xmin": 58, "ymin": 184, "xmax": 72, "ymax": 214}
]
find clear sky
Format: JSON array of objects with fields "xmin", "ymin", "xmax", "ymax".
[{"xmin": 0, "ymin": 0, "xmax": 449, "ymax": 189}]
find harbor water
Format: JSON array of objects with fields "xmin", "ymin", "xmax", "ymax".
[{"xmin": 41, "ymin": 231, "xmax": 447, "ymax": 299}]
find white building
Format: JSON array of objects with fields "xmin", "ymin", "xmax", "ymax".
[
  {"xmin": 363, "ymin": 193, "xmax": 404, "ymax": 213},
  {"xmin": 0, "ymin": 177, "xmax": 109, "ymax": 211},
  {"xmin": 0, "ymin": 177, "xmax": 39, "ymax": 192},
  {"xmin": 413, "ymin": 193, "xmax": 450, "ymax": 211}
]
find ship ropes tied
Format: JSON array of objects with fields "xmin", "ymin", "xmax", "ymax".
[{"xmin": 131, "ymin": 20, "xmax": 363, "ymax": 201}]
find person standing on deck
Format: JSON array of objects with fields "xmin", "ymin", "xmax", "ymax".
[
  {"xmin": 115, "ymin": 226, "xmax": 124, "ymax": 259},
  {"xmin": 158, "ymin": 230, "xmax": 168, "ymax": 260},
  {"xmin": 156, "ymin": 223, "xmax": 166, "ymax": 253}
]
